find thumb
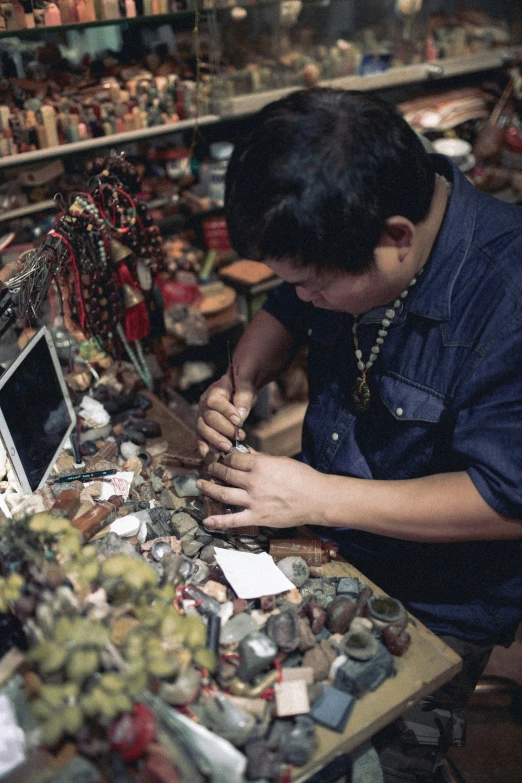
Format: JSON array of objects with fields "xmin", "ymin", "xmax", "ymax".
[{"xmin": 232, "ymin": 382, "xmax": 256, "ymax": 426}]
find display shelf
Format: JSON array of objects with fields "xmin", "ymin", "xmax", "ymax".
[
  {"xmin": 0, "ymin": 11, "xmax": 196, "ymax": 41},
  {"xmin": 0, "ymin": 1, "xmax": 281, "ymax": 42},
  {"xmin": 213, "ymin": 46, "xmax": 522, "ymax": 118},
  {"xmin": 0, "ymin": 114, "xmax": 220, "ymax": 170},
  {"xmin": 0, "ymin": 199, "xmax": 55, "ymax": 222}
]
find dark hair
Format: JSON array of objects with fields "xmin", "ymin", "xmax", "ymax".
[{"xmin": 225, "ymin": 88, "xmax": 435, "ymax": 273}]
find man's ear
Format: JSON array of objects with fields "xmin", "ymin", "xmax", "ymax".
[{"xmin": 382, "ymin": 216, "xmax": 415, "ymax": 255}]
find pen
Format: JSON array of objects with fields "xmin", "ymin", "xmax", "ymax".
[{"xmin": 50, "ymin": 468, "xmax": 117, "ymax": 485}]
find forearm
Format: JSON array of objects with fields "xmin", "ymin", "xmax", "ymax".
[
  {"xmin": 320, "ymin": 470, "xmax": 522, "ymax": 543},
  {"xmin": 232, "ymin": 309, "xmax": 297, "ymax": 391}
]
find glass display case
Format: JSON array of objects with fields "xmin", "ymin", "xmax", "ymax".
[{"xmin": 207, "ymin": 0, "xmax": 522, "ymax": 113}]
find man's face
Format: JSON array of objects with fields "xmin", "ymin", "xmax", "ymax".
[{"xmin": 266, "ymin": 252, "xmax": 409, "ymax": 316}]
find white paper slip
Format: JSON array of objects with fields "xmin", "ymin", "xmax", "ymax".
[
  {"xmin": 96, "ymin": 471, "xmax": 134, "ymax": 502},
  {"xmin": 214, "ymin": 549, "xmax": 295, "ymax": 599}
]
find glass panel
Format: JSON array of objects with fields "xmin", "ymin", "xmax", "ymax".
[{"xmin": 207, "ymin": 0, "xmax": 521, "ymax": 99}]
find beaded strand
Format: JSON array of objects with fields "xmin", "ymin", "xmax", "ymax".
[
  {"xmin": 351, "ymin": 270, "xmax": 424, "ymax": 412},
  {"xmin": 351, "ymin": 172, "xmax": 452, "ymax": 412}
]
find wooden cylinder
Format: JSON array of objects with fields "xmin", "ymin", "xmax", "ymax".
[
  {"xmin": 72, "ymin": 495, "xmax": 124, "ymax": 543},
  {"xmin": 269, "ymin": 538, "xmax": 339, "ymax": 566}
]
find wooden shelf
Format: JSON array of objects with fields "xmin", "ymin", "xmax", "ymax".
[
  {"xmin": 0, "ymin": 10, "xmax": 195, "ymax": 41},
  {"xmin": 0, "ymin": 199, "xmax": 55, "ymax": 222},
  {"xmin": 213, "ymin": 46, "xmax": 522, "ymax": 118},
  {"xmin": 0, "ymin": 115, "xmax": 220, "ymax": 170}
]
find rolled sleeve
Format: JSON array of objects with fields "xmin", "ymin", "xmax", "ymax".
[
  {"xmin": 262, "ymin": 281, "xmax": 310, "ymax": 344},
  {"xmin": 453, "ymin": 323, "xmax": 522, "ymax": 519}
]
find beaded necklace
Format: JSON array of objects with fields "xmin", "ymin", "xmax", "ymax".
[
  {"xmin": 351, "ymin": 270, "xmax": 423, "ymax": 412},
  {"xmin": 351, "ymin": 172, "xmax": 451, "ymax": 413}
]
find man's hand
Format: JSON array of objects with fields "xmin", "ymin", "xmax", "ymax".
[
  {"xmin": 197, "ymin": 372, "xmax": 256, "ymax": 457},
  {"xmin": 195, "ymin": 450, "xmax": 327, "ymax": 530}
]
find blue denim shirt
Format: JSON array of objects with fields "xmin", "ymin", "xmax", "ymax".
[{"xmin": 263, "ymin": 155, "xmax": 522, "ymax": 645}]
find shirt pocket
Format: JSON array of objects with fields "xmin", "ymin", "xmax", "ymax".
[{"xmin": 370, "ymin": 374, "xmax": 448, "ymax": 479}]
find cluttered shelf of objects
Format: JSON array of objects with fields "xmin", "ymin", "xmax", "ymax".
[
  {"xmin": 0, "ymin": 48, "xmax": 520, "ymax": 168},
  {"xmin": 0, "ymin": 370, "xmax": 461, "ymax": 782},
  {"xmin": 0, "ymin": 0, "xmax": 521, "ymax": 165},
  {"xmin": 0, "ymin": 10, "xmax": 196, "ymax": 40},
  {"xmin": 214, "ymin": 46, "xmax": 522, "ymax": 117},
  {"xmin": 0, "ymin": 117, "xmax": 220, "ymax": 170}
]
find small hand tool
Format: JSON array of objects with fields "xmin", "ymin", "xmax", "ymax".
[{"xmin": 227, "ymin": 343, "xmax": 248, "ymax": 453}]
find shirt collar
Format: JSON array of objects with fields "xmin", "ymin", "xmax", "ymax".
[{"xmin": 406, "ymin": 154, "xmax": 478, "ymax": 322}]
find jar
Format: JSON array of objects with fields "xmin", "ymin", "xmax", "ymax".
[
  {"xmin": 208, "ymin": 141, "xmax": 234, "ymax": 208},
  {"xmin": 367, "ymin": 595, "xmax": 407, "ymax": 633}
]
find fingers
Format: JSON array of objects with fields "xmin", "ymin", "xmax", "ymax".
[
  {"xmin": 205, "ymin": 459, "xmax": 251, "ymax": 488},
  {"xmin": 197, "ymin": 415, "xmax": 234, "ymax": 453},
  {"xmin": 204, "ymin": 509, "xmax": 255, "ymax": 532},
  {"xmin": 197, "ymin": 375, "xmax": 251, "ymax": 456},
  {"xmin": 220, "ymin": 451, "xmax": 256, "ymax": 470},
  {"xmin": 196, "ymin": 478, "xmax": 249, "ymax": 509}
]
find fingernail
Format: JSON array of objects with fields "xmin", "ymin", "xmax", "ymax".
[
  {"xmin": 199, "ymin": 444, "xmax": 208, "ymax": 457},
  {"xmin": 220, "ymin": 442, "xmax": 230, "ymax": 451},
  {"xmin": 196, "ymin": 480, "xmax": 203, "ymax": 489},
  {"xmin": 237, "ymin": 407, "xmax": 248, "ymax": 424},
  {"xmin": 205, "ymin": 520, "xmax": 216, "ymax": 529},
  {"xmin": 230, "ymin": 414, "xmax": 241, "ymax": 425}
]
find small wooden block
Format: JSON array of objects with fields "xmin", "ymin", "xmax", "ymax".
[
  {"xmin": 282, "ymin": 666, "xmax": 315, "ymax": 685},
  {"xmin": 275, "ymin": 679, "xmax": 310, "ymax": 717}
]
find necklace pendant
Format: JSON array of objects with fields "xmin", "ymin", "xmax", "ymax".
[{"xmin": 352, "ymin": 377, "xmax": 371, "ymax": 412}]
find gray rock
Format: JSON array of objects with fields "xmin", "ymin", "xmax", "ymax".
[
  {"xmin": 190, "ymin": 559, "xmax": 210, "ymax": 584},
  {"xmin": 203, "ymin": 692, "xmax": 256, "ymax": 747},
  {"xmin": 94, "ymin": 532, "xmax": 140, "ymax": 560},
  {"xmin": 276, "ymin": 556, "xmax": 310, "ymax": 588},
  {"xmin": 51, "ymin": 756, "xmax": 103, "ymax": 783},
  {"xmin": 266, "ymin": 609, "xmax": 300, "ymax": 653},
  {"xmin": 195, "ymin": 529, "xmax": 214, "ymax": 546},
  {"xmin": 158, "ymin": 487, "xmax": 185, "ymax": 510},
  {"xmin": 237, "ymin": 632, "xmax": 278, "ymax": 682},
  {"xmin": 160, "ymin": 667, "xmax": 202, "ymax": 706},
  {"xmin": 151, "ymin": 476, "xmax": 164, "ymax": 493},
  {"xmin": 171, "ymin": 512, "xmax": 199, "ymax": 538},
  {"xmin": 220, "ymin": 612, "xmax": 259, "ymax": 645},
  {"xmin": 182, "ymin": 538, "xmax": 204, "ymax": 558},
  {"xmin": 80, "ymin": 424, "xmax": 112, "ymax": 443},
  {"xmin": 173, "ymin": 470, "xmax": 201, "ymax": 498},
  {"xmin": 333, "ymin": 642, "xmax": 394, "ymax": 697},
  {"xmin": 120, "ymin": 440, "xmax": 140, "ymax": 460},
  {"xmin": 337, "ymin": 577, "xmax": 361, "ymax": 598},
  {"xmin": 199, "ymin": 544, "xmax": 217, "ymax": 564}
]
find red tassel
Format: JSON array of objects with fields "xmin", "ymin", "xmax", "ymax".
[{"xmin": 118, "ymin": 262, "xmax": 150, "ymax": 343}]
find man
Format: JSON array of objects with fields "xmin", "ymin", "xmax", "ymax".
[{"xmin": 195, "ymin": 88, "xmax": 522, "ymax": 781}]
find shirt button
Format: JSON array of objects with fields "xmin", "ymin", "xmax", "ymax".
[
  {"xmin": 307, "ymin": 328, "xmax": 312, "ymax": 336},
  {"xmin": 396, "ymin": 407, "xmax": 403, "ymax": 417},
  {"xmin": 331, "ymin": 432, "xmax": 339, "ymax": 441}
]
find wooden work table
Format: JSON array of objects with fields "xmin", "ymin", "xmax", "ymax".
[
  {"xmin": 143, "ymin": 391, "xmax": 462, "ymax": 779},
  {"xmin": 294, "ymin": 559, "xmax": 462, "ymax": 782}
]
